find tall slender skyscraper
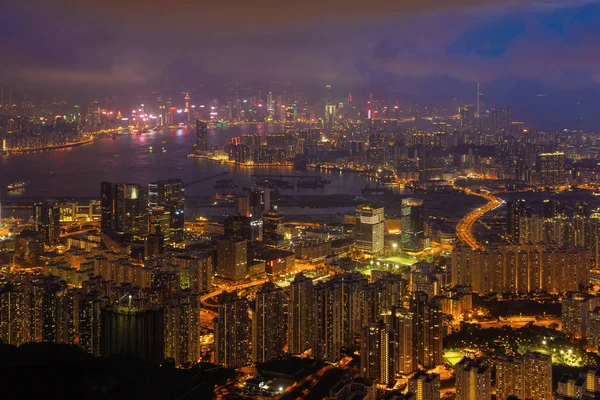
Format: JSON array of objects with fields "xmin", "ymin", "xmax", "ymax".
[
  {"xmin": 382, "ymin": 307, "xmax": 416, "ymax": 376},
  {"xmin": 401, "ymin": 198, "xmax": 425, "ymax": 252},
  {"xmin": 288, "ymin": 273, "xmax": 314, "ymax": 355},
  {"xmin": 252, "ymin": 282, "xmax": 285, "ymax": 363},
  {"xmin": 360, "ymin": 321, "xmax": 394, "ymax": 385},
  {"xmin": 148, "ymin": 179, "xmax": 185, "ymax": 243},
  {"xmin": 284, "ymin": 104, "xmax": 295, "ymax": 134},
  {"xmin": 411, "ymin": 292, "xmax": 443, "ymax": 368},
  {"xmin": 100, "ymin": 181, "xmax": 114, "ymax": 234},
  {"xmin": 195, "ymin": 119, "xmax": 208, "ymax": 154},
  {"xmin": 33, "ymin": 202, "xmax": 60, "ymax": 246},
  {"xmin": 214, "ymin": 292, "xmax": 249, "ymax": 368}
]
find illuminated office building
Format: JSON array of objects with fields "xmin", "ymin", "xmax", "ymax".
[
  {"xmin": 216, "ymin": 237, "xmax": 247, "ymax": 281},
  {"xmin": 196, "ymin": 119, "xmax": 208, "ymax": 154},
  {"xmin": 148, "ymin": 179, "xmax": 185, "ymax": 243},
  {"xmin": 284, "ymin": 104, "xmax": 295, "ymax": 133},
  {"xmin": 252, "ymin": 282, "xmax": 285, "ymax": 363},
  {"xmin": 214, "ymin": 292, "xmax": 249, "ymax": 368},
  {"xmin": 33, "ymin": 202, "xmax": 60, "ymax": 246},
  {"xmin": 455, "ymin": 358, "xmax": 491, "ymax": 400},
  {"xmin": 355, "ymin": 204, "xmax": 385, "ymax": 255},
  {"xmin": 288, "ymin": 273, "xmax": 314, "ymax": 355},
  {"xmin": 263, "ymin": 209, "xmax": 284, "ymax": 247},
  {"xmin": 101, "ymin": 182, "xmax": 148, "ymax": 239},
  {"xmin": 401, "ymin": 198, "xmax": 425, "ymax": 252}
]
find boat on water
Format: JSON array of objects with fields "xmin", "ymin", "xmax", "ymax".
[{"xmin": 7, "ymin": 181, "xmax": 29, "ymax": 190}]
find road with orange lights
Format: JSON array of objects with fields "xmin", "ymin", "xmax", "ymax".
[{"xmin": 455, "ymin": 189, "xmax": 503, "ymax": 250}]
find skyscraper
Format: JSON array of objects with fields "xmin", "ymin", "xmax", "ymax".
[
  {"xmin": 100, "ymin": 181, "xmax": 114, "ymax": 234},
  {"xmin": 214, "ymin": 292, "xmax": 249, "ymax": 368},
  {"xmin": 407, "ymin": 372, "xmax": 440, "ymax": 400},
  {"xmin": 411, "ymin": 292, "xmax": 443, "ymax": 368},
  {"xmin": 252, "ymin": 282, "xmax": 285, "ymax": 363},
  {"xmin": 495, "ymin": 356, "xmax": 524, "ymax": 400},
  {"xmin": 284, "ymin": 104, "xmax": 295, "ymax": 133},
  {"xmin": 537, "ymin": 152, "xmax": 566, "ymax": 188},
  {"xmin": 360, "ymin": 321, "xmax": 394, "ymax": 385},
  {"xmin": 313, "ymin": 273, "xmax": 367, "ymax": 362},
  {"xmin": 148, "ymin": 179, "xmax": 185, "ymax": 243},
  {"xmin": 496, "ymin": 352, "xmax": 552, "ymax": 400},
  {"xmin": 195, "ymin": 119, "xmax": 208, "ymax": 154},
  {"xmin": 355, "ymin": 204, "xmax": 385, "ymax": 255},
  {"xmin": 382, "ymin": 307, "xmax": 416, "ymax": 376},
  {"xmin": 288, "ymin": 273, "xmax": 314, "ymax": 355},
  {"xmin": 263, "ymin": 209, "xmax": 284, "ymax": 247},
  {"xmin": 455, "ymin": 358, "xmax": 491, "ymax": 400},
  {"xmin": 216, "ymin": 237, "xmax": 247, "ymax": 281},
  {"xmin": 102, "ymin": 182, "xmax": 148, "ymax": 239},
  {"xmin": 33, "ymin": 202, "xmax": 60, "ymax": 246},
  {"xmin": 523, "ymin": 352, "xmax": 552, "ymax": 400},
  {"xmin": 401, "ymin": 198, "xmax": 425, "ymax": 252},
  {"xmin": 100, "ymin": 306, "xmax": 165, "ymax": 364}
]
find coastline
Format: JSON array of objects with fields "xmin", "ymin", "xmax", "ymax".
[{"xmin": 4, "ymin": 134, "xmax": 105, "ymax": 154}]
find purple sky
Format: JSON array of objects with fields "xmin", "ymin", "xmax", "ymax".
[{"xmin": 2, "ymin": 0, "xmax": 600, "ymax": 129}]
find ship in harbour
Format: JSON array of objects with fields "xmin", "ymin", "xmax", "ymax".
[{"xmin": 7, "ymin": 181, "xmax": 29, "ymax": 191}]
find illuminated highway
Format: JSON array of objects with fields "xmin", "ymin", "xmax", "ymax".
[{"xmin": 455, "ymin": 189, "xmax": 503, "ymax": 250}]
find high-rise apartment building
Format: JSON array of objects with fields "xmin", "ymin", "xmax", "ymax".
[
  {"xmin": 100, "ymin": 306, "xmax": 165, "ymax": 364},
  {"xmin": 214, "ymin": 292, "xmax": 249, "ymax": 368},
  {"xmin": 252, "ymin": 282, "xmax": 285, "ymax": 363},
  {"xmin": 407, "ymin": 372, "xmax": 440, "ymax": 400},
  {"xmin": 411, "ymin": 292, "xmax": 443, "ymax": 368},
  {"xmin": 537, "ymin": 152, "xmax": 566, "ymax": 188},
  {"xmin": 360, "ymin": 321, "xmax": 394, "ymax": 385},
  {"xmin": 495, "ymin": 356, "xmax": 524, "ymax": 400},
  {"xmin": 523, "ymin": 352, "xmax": 553, "ymax": 400},
  {"xmin": 288, "ymin": 273, "xmax": 314, "ymax": 355},
  {"xmin": 496, "ymin": 352, "xmax": 552, "ymax": 400},
  {"xmin": 562, "ymin": 293, "xmax": 600, "ymax": 339},
  {"xmin": 313, "ymin": 273, "xmax": 367, "ymax": 362},
  {"xmin": 355, "ymin": 204, "xmax": 385, "ymax": 255},
  {"xmin": 382, "ymin": 306, "xmax": 416, "ymax": 376},
  {"xmin": 455, "ymin": 358, "xmax": 491, "ymax": 400}
]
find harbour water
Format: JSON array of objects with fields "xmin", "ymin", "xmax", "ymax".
[{"xmin": 0, "ymin": 124, "xmax": 374, "ymax": 201}]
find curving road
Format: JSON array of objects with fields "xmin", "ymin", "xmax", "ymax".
[{"xmin": 456, "ymin": 189, "xmax": 503, "ymax": 250}]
